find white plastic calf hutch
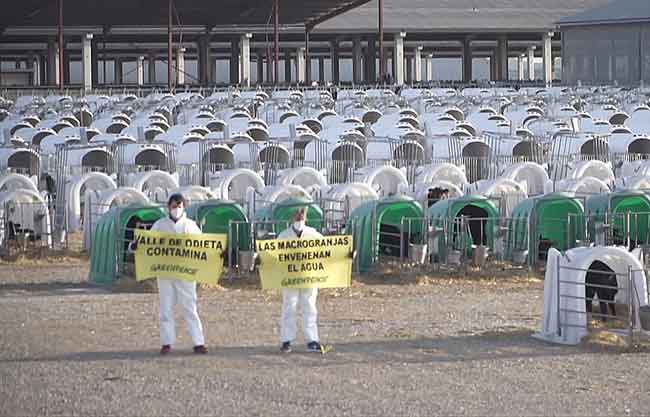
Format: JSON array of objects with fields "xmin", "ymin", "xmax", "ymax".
[
  {"xmin": 128, "ymin": 170, "xmax": 179, "ymax": 203},
  {"xmin": 537, "ymin": 247, "xmax": 648, "ymax": 345},
  {"xmin": 355, "ymin": 165, "xmax": 408, "ymax": 197},
  {"xmin": 502, "ymin": 162, "xmax": 549, "ymax": 196},
  {"xmin": 65, "ymin": 172, "xmax": 116, "ymax": 232},
  {"xmin": 0, "ymin": 173, "xmax": 38, "ymax": 192},
  {"xmin": 0, "ymin": 148, "xmax": 40, "ymax": 179},
  {"xmin": 209, "ymin": 168, "xmax": 265, "ymax": 202},
  {"xmin": 0, "ymin": 189, "xmax": 52, "ymax": 248},
  {"xmin": 82, "ymin": 187, "xmax": 149, "ymax": 250},
  {"xmin": 276, "ymin": 167, "xmax": 327, "ymax": 194}
]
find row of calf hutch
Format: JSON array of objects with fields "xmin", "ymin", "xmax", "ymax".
[
  {"xmin": 0, "ymin": 87, "xmax": 650, "ymax": 263},
  {"xmin": 72, "ymin": 186, "xmax": 650, "ymax": 275},
  {"xmin": 1, "ymin": 86, "xmax": 650, "ymax": 345}
]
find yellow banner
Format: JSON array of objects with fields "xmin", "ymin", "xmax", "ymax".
[
  {"xmin": 257, "ymin": 235, "xmax": 353, "ymax": 289},
  {"xmin": 134, "ymin": 230, "xmax": 227, "ymax": 284}
]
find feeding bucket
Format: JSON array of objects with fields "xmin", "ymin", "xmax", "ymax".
[
  {"xmin": 409, "ymin": 243, "xmax": 428, "ymax": 264},
  {"xmin": 472, "ymin": 245, "xmax": 489, "ymax": 266},
  {"xmin": 448, "ymin": 250, "xmax": 462, "ymax": 265},
  {"xmin": 513, "ymin": 249, "xmax": 529, "ymax": 265},
  {"xmin": 237, "ymin": 250, "xmax": 255, "ymax": 271},
  {"xmin": 640, "ymin": 306, "xmax": 650, "ymax": 331}
]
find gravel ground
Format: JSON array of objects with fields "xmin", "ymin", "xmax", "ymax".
[{"xmin": 1, "ymin": 261, "xmax": 650, "ymax": 416}]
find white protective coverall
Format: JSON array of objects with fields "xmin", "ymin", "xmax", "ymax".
[
  {"xmin": 278, "ymin": 225, "xmax": 323, "ymax": 343},
  {"xmin": 150, "ymin": 214, "xmax": 205, "ymax": 347}
]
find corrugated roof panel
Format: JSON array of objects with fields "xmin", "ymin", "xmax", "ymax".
[
  {"xmin": 1, "ymin": 0, "xmax": 371, "ymax": 28},
  {"xmin": 316, "ymin": 0, "xmax": 611, "ymax": 32},
  {"xmin": 558, "ymin": 0, "xmax": 650, "ymax": 26}
]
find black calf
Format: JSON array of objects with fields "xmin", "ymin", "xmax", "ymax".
[
  {"xmin": 585, "ymin": 261, "xmax": 618, "ymax": 320},
  {"xmin": 379, "ymin": 224, "xmax": 421, "ymax": 258},
  {"xmin": 538, "ymin": 237, "xmax": 554, "ymax": 261}
]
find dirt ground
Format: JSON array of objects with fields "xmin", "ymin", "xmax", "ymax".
[{"xmin": 2, "ymin": 258, "xmax": 650, "ymax": 416}]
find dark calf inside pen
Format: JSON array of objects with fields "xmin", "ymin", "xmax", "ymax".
[
  {"xmin": 538, "ymin": 237, "xmax": 554, "ymax": 261},
  {"xmin": 123, "ymin": 218, "xmax": 159, "ymax": 264},
  {"xmin": 450, "ymin": 205, "xmax": 489, "ymax": 249},
  {"xmin": 6, "ymin": 222, "xmax": 39, "ymax": 242},
  {"xmin": 379, "ymin": 224, "xmax": 421, "ymax": 259},
  {"xmin": 426, "ymin": 187, "xmax": 449, "ymax": 208},
  {"xmin": 585, "ymin": 260, "xmax": 618, "ymax": 320},
  {"xmin": 612, "ymin": 228, "xmax": 640, "ymax": 251}
]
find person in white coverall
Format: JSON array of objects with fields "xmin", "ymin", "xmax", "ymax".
[
  {"xmin": 277, "ymin": 206, "xmax": 323, "ymax": 353},
  {"xmin": 136, "ymin": 193, "xmax": 207, "ymax": 355}
]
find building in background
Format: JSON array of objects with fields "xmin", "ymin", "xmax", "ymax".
[
  {"xmin": 0, "ymin": 0, "xmax": 627, "ymax": 87},
  {"xmin": 559, "ymin": 0, "xmax": 650, "ymax": 86}
]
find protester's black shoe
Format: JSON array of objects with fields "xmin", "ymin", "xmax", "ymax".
[
  {"xmin": 280, "ymin": 342, "xmax": 292, "ymax": 353},
  {"xmin": 306, "ymin": 341, "xmax": 322, "ymax": 353},
  {"xmin": 193, "ymin": 345, "xmax": 208, "ymax": 354},
  {"xmin": 160, "ymin": 345, "xmax": 172, "ymax": 355}
]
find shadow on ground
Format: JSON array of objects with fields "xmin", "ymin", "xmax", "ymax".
[{"xmin": 4, "ymin": 328, "xmax": 645, "ymax": 367}]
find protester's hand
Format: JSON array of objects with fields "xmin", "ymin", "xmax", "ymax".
[
  {"xmin": 254, "ymin": 254, "xmax": 262, "ymax": 266},
  {"xmin": 128, "ymin": 240, "xmax": 138, "ymax": 253},
  {"xmin": 347, "ymin": 250, "xmax": 356, "ymax": 260},
  {"xmin": 220, "ymin": 250, "xmax": 226, "ymax": 259}
]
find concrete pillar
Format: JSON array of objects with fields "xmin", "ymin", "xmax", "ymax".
[
  {"xmin": 257, "ymin": 52, "xmax": 264, "ymax": 84},
  {"xmin": 148, "ymin": 54, "xmax": 156, "ymax": 84},
  {"xmin": 54, "ymin": 47, "xmax": 61, "ymax": 86},
  {"xmin": 26, "ymin": 55, "xmax": 33, "ymax": 83},
  {"xmin": 210, "ymin": 57, "xmax": 216, "ymax": 85},
  {"xmin": 91, "ymin": 38, "xmax": 99, "ymax": 87},
  {"xmin": 527, "ymin": 46, "xmax": 536, "ymax": 81},
  {"xmin": 394, "ymin": 32, "xmax": 405, "ymax": 85},
  {"xmin": 426, "ymin": 54, "xmax": 433, "ymax": 81},
  {"xmin": 366, "ymin": 37, "xmax": 377, "ymax": 82},
  {"xmin": 198, "ymin": 35, "xmax": 210, "ymax": 86},
  {"xmin": 39, "ymin": 55, "xmax": 47, "ymax": 86},
  {"xmin": 543, "ymin": 32, "xmax": 554, "ymax": 86},
  {"xmin": 305, "ymin": 45, "xmax": 311, "ymax": 85},
  {"xmin": 115, "ymin": 58, "xmax": 123, "ymax": 84},
  {"xmin": 330, "ymin": 41, "xmax": 340, "ymax": 84},
  {"xmin": 352, "ymin": 38, "xmax": 362, "ymax": 84},
  {"xmin": 47, "ymin": 39, "xmax": 58, "ymax": 86},
  {"xmin": 284, "ymin": 50, "xmax": 292, "ymax": 84},
  {"xmin": 381, "ymin": 44, "xmax": 389, "ymax": 82},
  {"xmin": 318, "ymin": 56, "xmax": 325, "ymax": 83},
  {"xmin": 406, "ymin": 55, "xmax": 413, "ymax": 84},
  {"xmin": 518, "ymin": 55, "xmax": 525, "ymax": 81},
  {"xmin": 176, "ymin": 47, "xmax": 186, "ymax": 86},
  {"xmin": 230, "ymin": 39, "xmax": 240, "ymax": 84},
  {"xmin": 240, "ymin": 33, "xmax": 252, "ymax": 87},
  {"xmin": 82, "ymin": 33, "xmax": 93, "ymax": 92},
  {"xmin": 296, "ymin": 47, "xmax": 306, "ymax": 83},
  {"xmin": 462, "ymin": 37, "xmax": 472, "ymax": 82},
  {"xmin": 31, "ymin": 55, "xmax": 41, "ymax": 86},
  {"xmin": 489, "ymin": 51, "xmax": 495, "ymax": 81},
  {"xmin": 137, "ymin": 56, "xmax": 145, "ymax": 86},
  {"xmin": 496, "ymin": 35, "xmax": 508, "ymax": 81},
  {"xmin": 266, "ymin": 49, "xmax": 273, "ymax": 84},
  {"xmin": 63, "ymin": 54, "xmax": 71, "ymax": 85},
  {"xmin": 414, "ymin": 46, "xmax": 423, "ymax": 82}
]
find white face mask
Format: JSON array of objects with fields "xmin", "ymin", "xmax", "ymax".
[
  {"xmin": 293, "ymin": 220, "xmax": 305, "ymax": 232},
  {"xmin": 170, "ymin": 207, "xmax": 184, "ymax": 220}
]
